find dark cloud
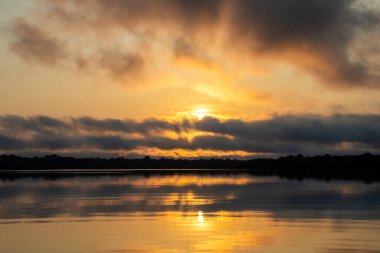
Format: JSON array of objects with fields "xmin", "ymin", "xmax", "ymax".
[
  {"xmin": 195, "ymin": 114, "xmax": 380, "ymax": 146},
  {"xmin": 193, "ymin": 114, "xmax": 380, "ymax": 153},
  {"xmin": 97, "ymin": 49, "xmax": 145, "ymax": 80},
  {"xmin": 230, "ymin": 0, "xmax": 367, "ymax": 55},
  {"xmin": 0, "ymin": 115, "xmax": 182, "ymax": 135},
  {"xmin": 45, "ymin": 0, "xmax": 380, "ymax": 86},
  {"xmin": 73, "ymin": 116, "xmax": 184, "ymax": 135},
  {"xmin": 83, "ymin": 0, "xmax": 222, "ymax": 29},
  {"xmin": 9, "ymin": 18, "xmax": 67, "ymax": 65},
  {"xmin": 0, "ymin": 115, "xmax": 69, "ymax": 130},
  {"xmin": 0, "ymin": 135, "xmax": 24, "ymax": 150},
  {"xmin": 1, "ymin": 114, "xmax": 380, "ymax": 156},
  {"xmin": 228, "ymin": 0, "xmax": 379, "ymax": 86},
  {"xmin": 73, "ymin": 49, "xmax": 146, "ymax": 80},
  {"xmin": 9, "ymin": 0, "xmax": 380, "ymax": 87}
]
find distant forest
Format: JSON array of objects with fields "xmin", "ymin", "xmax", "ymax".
[{"xmin": 1, "ymin": 153, "xmax": 380, "ymax": 182}]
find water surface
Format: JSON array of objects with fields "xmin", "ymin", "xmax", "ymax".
[{"xmin": 0, "ymin": 173, "xmax": 379, "ymax": 253}]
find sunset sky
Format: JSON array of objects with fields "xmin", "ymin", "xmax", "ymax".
[{"xmin": 0, "ymin": 0, "xmax": 380, "ymax": 158}]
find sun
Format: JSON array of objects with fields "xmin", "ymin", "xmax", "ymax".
[{"xmin": 192, "ymin": 109, "xmax": 210, "ymax": 120}]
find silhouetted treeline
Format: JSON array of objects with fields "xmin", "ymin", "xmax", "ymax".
[{"xmin": 1, "ymin": 153, "xmax": 380, "ymax": 181}]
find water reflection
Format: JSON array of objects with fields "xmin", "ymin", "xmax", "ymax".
[
  {"xmin": 1, "ymin": 174, "xmax": 379, "ymax": 220},
  {"xmin": 0, "ymin": 174, "xmax": 379, "ymax": 253}
]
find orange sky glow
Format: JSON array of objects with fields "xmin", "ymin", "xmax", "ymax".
[{"xmin": 0, "ymin": 0, "xmax": 380, "ymax": 158}]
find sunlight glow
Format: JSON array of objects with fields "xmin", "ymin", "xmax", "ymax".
[{"xmin": 192, "ymin": 109, "xmax": 210, "ymax": 120}]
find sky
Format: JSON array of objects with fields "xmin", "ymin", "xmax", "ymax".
[{"xmin": 0, "ymin": 0, "xmax": 380, "ymax": 158}]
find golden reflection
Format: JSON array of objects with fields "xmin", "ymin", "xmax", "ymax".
[
  {"xmin": 1, "ymin": 175, "xmax": 267, "ymax": 189},
  {"xmin": 0, "ymin": 211, "xmax": 275, "ymax": 253},
  {"xmin": 127, "ymin": 175, "xmax": 257, "ymax": 187},
  {"xmin": 149, "ymin": 191, "xmax": 215, "ymax": 206},
  {"xmin": 197, "ymin": 211, "xmax": 204, "ymax": 223},
  {"xmin": 159, "ymin": 211, "xmax": 274, "ymax": 251},
  {"xmin": 1, "ymin": 211, "xmax": 380, "ymax": 253},
  {"xmin": 1, "ymin": 175, "xmax": 379, "ymax": 253},
  {"xmin": 22, "ymin": 174, "xmax": 253, "ymax": 190}
]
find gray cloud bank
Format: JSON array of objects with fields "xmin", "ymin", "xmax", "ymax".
[
  {"xmin": 1, "ymin": 114, "xmax": 380, "ymax": 157},
  {"xmin": 9, "ymin": 0, "xmax": 380, "ymax": 87}
]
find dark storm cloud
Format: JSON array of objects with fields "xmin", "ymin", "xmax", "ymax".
[
  {"xmin": 9, "ymin": 18, "xmax": 67, "ymax": 65},
  {"xmin": 1, "ymin": 114, "xmax": 380, "ymax": 155}
]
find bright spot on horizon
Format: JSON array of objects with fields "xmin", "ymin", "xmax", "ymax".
[{"xmin": 192, "ymin": 109, "xmax": 210, "ymax": 120}]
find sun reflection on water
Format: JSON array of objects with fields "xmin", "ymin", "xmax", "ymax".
[
  {"xmin": 0, "ymin": 175, "xmax": 380, "ymax": 253},
  {"xmin": 197, "ymin": 211, "xmax": 204, "ymax": 224}
]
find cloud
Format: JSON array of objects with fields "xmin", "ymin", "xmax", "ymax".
[
  {"xmin": 228, "ymin": 0, "xmax": 380, "ymax": 86},
  {"xmin": 0, "ymin": 135, "xmax": 24, "ymax": 150},
  {"xmin": 9, "ymin": 0, "xmax": 380, "ymax": 88},
  {"xmin": 1, "ymin": 114, "xmax": 380, "ymax": 156},
  {"xmin": 9, "ymin": 18, "xmax": 67, "ymax": 65},
  {"xmin": 78, "ymin": 0, "xmax": 223, "ymax": 30},
  {"xmin": 0, "ymin": 115, "xmax": 183, "ymax": 135},
  {"xmin": 97, "ymin": 49, "xmax": 145, "ymax": 80},
  {"xmin": 192, "ymin": 114, "xmax": 380, "ymax": 154},
  {"xmin": 73, "ymin": 116, "xmax": 184, "ymax": 134},
  {"xmin": 194, "ymin": 114, "xmax": 380, "ymax": 146}
]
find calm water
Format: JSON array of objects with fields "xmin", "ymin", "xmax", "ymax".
[{"xmin": 0, "ymin": 173, "xmax": 379, "ymax": 253}]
